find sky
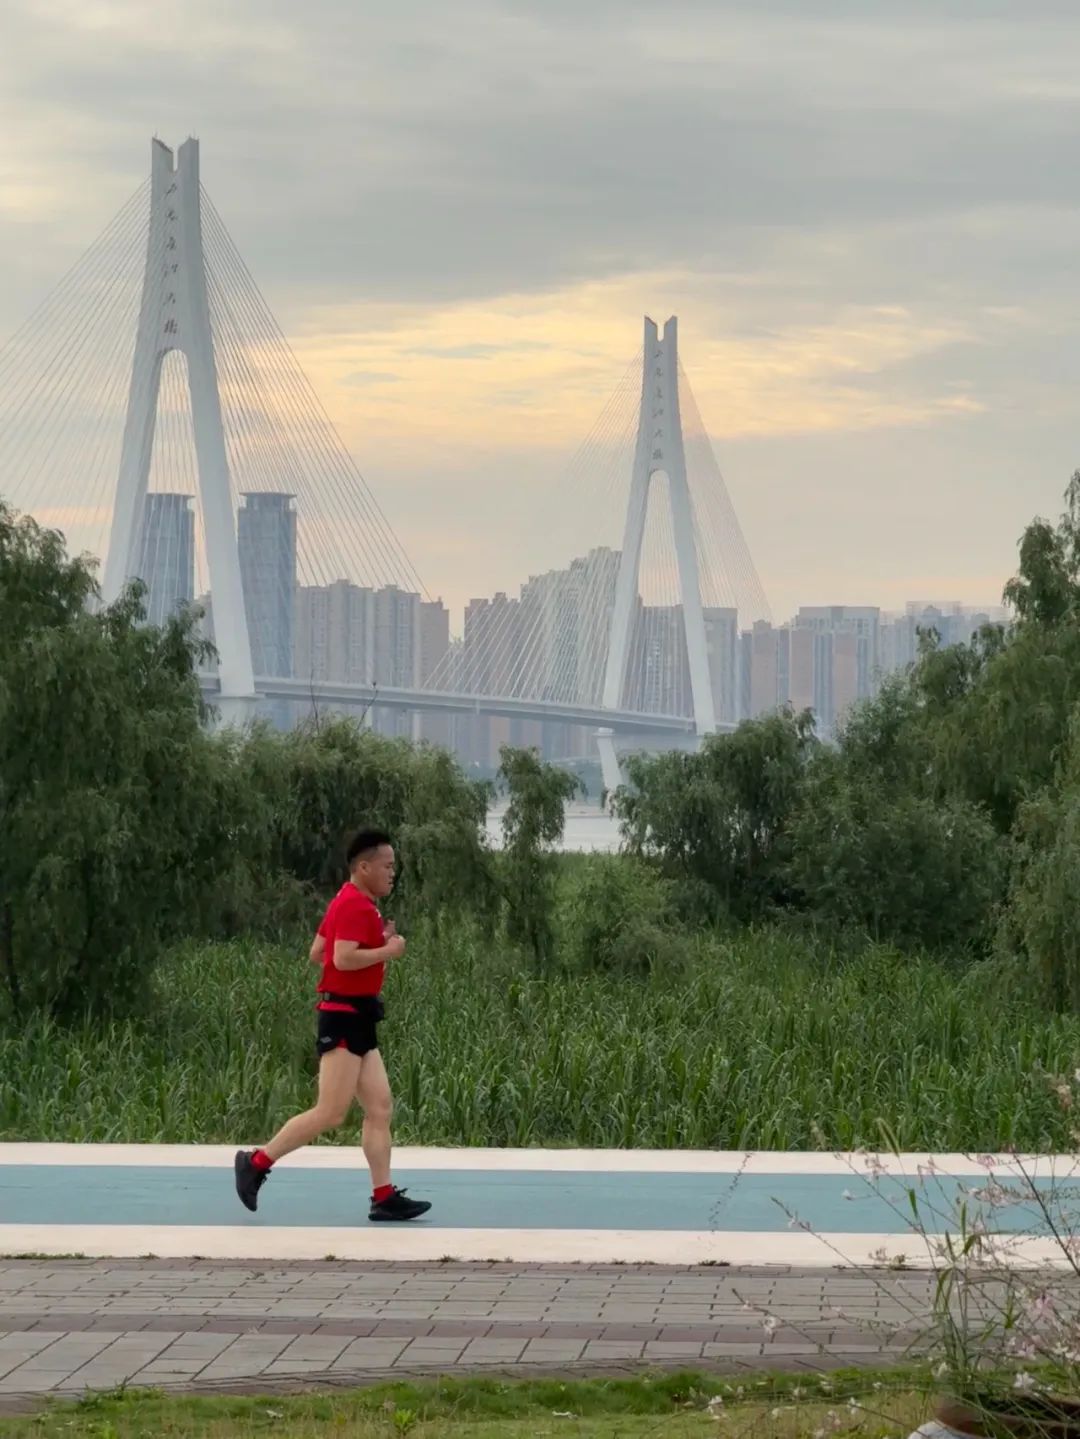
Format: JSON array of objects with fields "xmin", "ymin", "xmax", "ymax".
[{"xmin": 2, "ymin": 0, "xmax": 1079, "ymax": 625}]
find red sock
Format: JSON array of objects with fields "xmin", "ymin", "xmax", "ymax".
[
  {"xmin": 373, "ymin": 1183, "xmax": 395, "ymax": 1203},
  {"xmin": 251, "ymin": 1150, "xmax": 274, "ymax": 1172}
]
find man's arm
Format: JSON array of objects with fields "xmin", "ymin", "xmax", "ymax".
[
  {"xmin": 333, "ymin": 935, "xmax": 404, "ymax": 971},
  {"xmin": 309, "ymin": 933, "xmax": 326, "ymax": 966}
]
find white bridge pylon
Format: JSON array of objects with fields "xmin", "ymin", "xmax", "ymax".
[
  {"xmin": 102, "ymin": 138, "xmax": 255, "ymax": 719},
  {"xmin": 597, "ymin": 316, "xmax": 715, "ymax": 794}
]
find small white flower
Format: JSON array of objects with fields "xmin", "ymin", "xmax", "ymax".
[{"xmin": 1014, "ymin": 1371, "xmax": 1036, "ymax": 1392}]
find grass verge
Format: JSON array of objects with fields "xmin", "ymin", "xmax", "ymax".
[{"xmin": 2, "ymin": 1369, "xmax": 934, "ymax": 1437}]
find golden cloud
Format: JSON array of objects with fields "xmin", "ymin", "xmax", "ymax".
[{"xmin": 287, "ymin": 271, "xmax": 988, "ymax": 459}]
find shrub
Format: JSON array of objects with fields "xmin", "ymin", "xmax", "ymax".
[
  {"xmin": 790, "ymin": 756, "xmax": 1005, "ymax": 953},
  {"xmin": 558, "ymin": 853, "xmax": 687, "ymax": 975}
]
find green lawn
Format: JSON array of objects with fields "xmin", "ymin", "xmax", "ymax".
[{"xmin": 2, "ymin": 1372, "xmax": 932, "ymax": 1438}]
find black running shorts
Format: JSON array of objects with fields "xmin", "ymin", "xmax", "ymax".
[{"xmin": 315, "ymin": 994, "xmax": 384, "ymax": 1059}]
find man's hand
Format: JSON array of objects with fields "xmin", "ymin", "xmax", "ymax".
[
  {"xmin": 384, "ymin": 934, "xmax": 406, "ymax": 961},
  {"xmin": 384, "ymin": 920, "xmax": 398, "ymax": 938}
]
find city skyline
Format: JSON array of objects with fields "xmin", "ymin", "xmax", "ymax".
[
  {"xmin": 1, "ymin": 1, "xmax": 1076, "ymax": 623},
  {"xmin": 142, "ymin": 487, "xmax": 1006, "ymax": 763}
]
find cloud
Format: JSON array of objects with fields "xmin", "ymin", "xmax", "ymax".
[{"xmin": 0, "ymin": 0, "xmax": 1077, "ymax": 624}]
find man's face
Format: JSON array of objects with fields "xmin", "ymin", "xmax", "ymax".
[{"xmin": 359, "ymin": 844, "xmax": 396, "ymax": 898}]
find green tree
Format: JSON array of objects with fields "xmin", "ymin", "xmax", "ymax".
[
  {"xmin": 614, "ymin": 710, "xmax": 816, "ymax": 921},
  {"xmin": 0, "ymin": 503, "xmax": 225, "ymax": 1017},
  {"xmin": 497, "ymin": 746, "xmax": 580, "ymax": 968},
  {"xmin": 789, "ymin": 751, "xmax": 1004, "ymax": 953},
  {"xmin": 884, "ymin": 479, "xmax": 1080, "ymax": 838},
  {"xmin": 1003, "ymin": 469, "xmax": 1080, "ymax": 626},
  {"xmin": 1007, "ymin": 711, "xmax": 1080, "ymax": 1011},
  {"xmin": 226, "ymin": 715, "xmax": 495, "ymax": 930}
]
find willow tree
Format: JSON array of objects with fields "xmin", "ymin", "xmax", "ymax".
[{"xmin": 0, "ymin": 502, "xmax": 224, "ymax": 1017}]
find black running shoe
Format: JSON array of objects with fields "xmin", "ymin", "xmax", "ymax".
[
  {"xmin": 369, "ymin": 1187, "xmax": 431, "ymax": 1222},
  {"xmin": 234, "ymin": 1150, "xmax": 269, "ymax": 1212}
]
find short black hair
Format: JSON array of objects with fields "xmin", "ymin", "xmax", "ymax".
[{"xmin": 346, "ymin": 828, "xmax": 393, "ymax": 867}]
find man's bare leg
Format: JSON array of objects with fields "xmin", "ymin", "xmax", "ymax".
[
  {"xmin": 234, "ymin": 1050, "xmax": 362, "ymax": 1211},
  {"xmin": 262, "ymin": 1048, "xmax": 363, "ymax": 1162},
  {"xmin": 356, "ymin": 1049, "xmax": 393, "ymax": 1192},
  {"xmin": 358, "ymin": 1049, "xmax": 431, "ymax": 1221}
]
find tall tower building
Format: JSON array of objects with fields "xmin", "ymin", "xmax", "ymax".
[
  {"xmin": 417, "ymin": 599, "xmax": 451, "ymax": 748},
  {"xmin": 135, "ymin": 492, "xmax": 194, "ymax": 626},
  {"xmin": 704, "ymin": 607, "xmax": 739, "ymax": 726},
  {"xmin": 371, "ymin": 585, "xmax": 420, "ymax": 738},
  {"xmin": 238, "ymin": 492, "xmax": 296, "ymax": 679},
  {"xmin": 747, "ymin": 620, "xmax": 780, "ymax": 717}
]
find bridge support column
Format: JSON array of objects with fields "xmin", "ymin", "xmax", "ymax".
[
  {"xmin": 103, "ymin": 138, "xmax": 255, "ymax": 726},
  {"xmin": 597, "ymin": 730, "xmax": 622, "ymax": 802},
  {"xmin": 596, "ymin": 316, "xmax": 715, "ymax": 787}
]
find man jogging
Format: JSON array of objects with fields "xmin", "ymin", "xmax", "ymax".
[{"xmin": 234, "ymin": 828, "xmax": 431, "ymax": 1223}]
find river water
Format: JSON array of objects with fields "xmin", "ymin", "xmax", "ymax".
[{"xmin": 485, "ymin": 804, "xmax": 621, "ymax": 853}]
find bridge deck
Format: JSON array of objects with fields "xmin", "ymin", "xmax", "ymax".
[{"xmin": 199, "ymin": 675, "xmax": 722, "ymax": 736}]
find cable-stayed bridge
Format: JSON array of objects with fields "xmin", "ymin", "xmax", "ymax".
[{"xmin": 0, "ymin": 138, "xmax": 769, "ymax": 782}]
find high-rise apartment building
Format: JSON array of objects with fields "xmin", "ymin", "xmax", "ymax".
[
  {"xmin": 735, "ymin": 603, "xmax": 1004, "ymax": 738},
  {"xmin": 786, "ymin": 625, "xmax": 817, "ymax": 715},
  {"xmin": 795, "ymin": 606, "xmax": 881, "ymax": 723},
  {"xmin": 417, "ymin": 599, "xmax": 452, "ymax": 747},
  {"xmin": 238, "ymin": 491, "xmax": 296, "ymax": 730},
  {"xmin": 460, "ymin": 592, "xmax": 520, "ymax": 769},
  {"xmin": 742, "ymin": 620, "xmax": 780, "ymax": 718},
  {"xmin": 292, "ymin": 580, "xmax": 448, "ymax": 740},
  {"xmin": 135, "ymin": 492, "xmax": 194, "ymax": 626},
  {"xmin": 238, "ymin": 492, "xmax": 296, "ymax": 679},
  {"xmin": 371, "ymin": 585, "xmax": 420, "ymax": 739},
  {"xmin": 879, "ymin": 602, "xmax": 999, "ymax": 674},
  {"xmin": 704, "ymin": 607, "xmax": 739, "ymax": 726}
]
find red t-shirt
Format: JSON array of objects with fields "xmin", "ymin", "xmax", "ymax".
[{"xmin": 316, "ymin": 883, "xmax": 386, "ymax": 998}]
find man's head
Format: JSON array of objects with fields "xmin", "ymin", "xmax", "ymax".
[{"xmin": 346, "ymin": 828, "xmax": 395, "ymax": 898}]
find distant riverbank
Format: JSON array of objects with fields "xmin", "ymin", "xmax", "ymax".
[{"xmin": 485, "ymin": 802, "xmax": 620, "ymax": 853}]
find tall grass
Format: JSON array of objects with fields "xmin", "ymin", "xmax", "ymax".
[{"xmin": 1, "ymin": 928, "xmax": 1076, "ymax": 1151}]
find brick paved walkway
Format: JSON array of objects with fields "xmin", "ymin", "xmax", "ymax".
[{"xmin": 0, "ymin": 1260, "xmax": 934, "ymax": 1412}]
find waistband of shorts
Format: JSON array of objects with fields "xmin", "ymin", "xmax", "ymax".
[{"xmin": 317, "ymin": 993, "xmax": 384, "ymax": 1015}]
